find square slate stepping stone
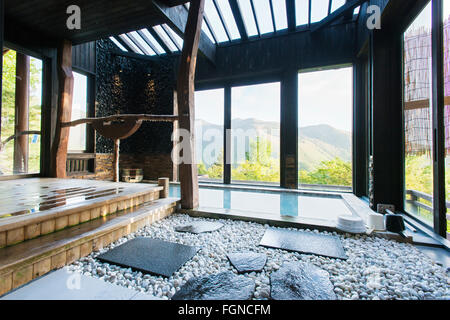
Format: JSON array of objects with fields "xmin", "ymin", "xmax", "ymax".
[
  {"xmin": 97, "ymin": 238, "xmax": 200, "ymax": 277},
  {"xmin": 227, "ymin": 252, "xmax": 267, "ymax": 273},
  {"xmin": 175, "ymin": 221, "xmax": 224, "ymax": 234},
  {"xmin": 259, "ymin": 228, "xmax": 347, "ymax": 260}
]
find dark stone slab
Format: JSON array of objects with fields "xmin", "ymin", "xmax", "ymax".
[
  {"xmin": 172, "ymin": 272, "xmax": 255, "ymax": 300},
  {"xmin": 97, "ymin": 238, "xmax": 199, "ymax": 277},
  {"xmin": 175, "ymin": 221, "xmax": 224, "ymax": 234},
  {"xmin": 271, "ymin": 262, "xmax": 337, "ymax": 300},
  {"xmin": 259, "ymin": 228, "xmax": 347, "ymax": 260},
  {"xmin": 227, "ymin": 252, "xmax": 267, "ymax": 273}
]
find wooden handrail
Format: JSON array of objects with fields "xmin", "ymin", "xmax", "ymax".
[
  {"xmin": 0, "ymin": 131, "xmax": 41, "ymax": 150},
  {"xmin": 61, "ymin": 114, "xmax": 179, "ymax": 127},
  {"xmin": 406, "ymin": 189, "xmax": 450, "ymax": 210}
]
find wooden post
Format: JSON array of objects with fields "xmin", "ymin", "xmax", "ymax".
[
  {"xmin": 13, "ymin": 53, "xmax": 30, "ymax": 173},
  {"xmin": 51, "ymin": 40, "xmax": 74, "ymax": 178},
  {"xmin": 177, "ymin": 0, "xmax": 205, "ymax": 209},
  {"xmin": 113, "ymin": 139, "xmax": 120, "ymax": 182},
  {"xmin": 158, "ymin": 177, "xmax": 170, "ymax": 199}
]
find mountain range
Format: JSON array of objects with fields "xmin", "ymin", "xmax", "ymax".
[{"xmin": 195, "ymin": 118, "xmax": 351, "ymax": 171}]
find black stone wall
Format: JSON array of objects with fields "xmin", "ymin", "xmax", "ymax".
[{"xmin": 95, "ymin": 39, "xmax": 177, "ymax": 154}]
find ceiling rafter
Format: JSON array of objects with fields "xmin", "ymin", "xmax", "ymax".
[
  {"xmin": 212, "ymin": 0, "xmax": 232, "ymax": 42},
  {"xmin": 308, "ymin": 0, "xmax": 312, "ymax": 26},
  {"xmin": 161, "ymin": 24, "xmax": 182, "ymax": 51},
  {"xmin": 285, "ymin": 0, "xmax": 296, "ymax": 32},
  {"xmin": 112, "ymin": 36, "xmax": 133, "ymax": 52},
  {"xmin": 229, "ymin": 0, "xmax": 248, "ymax": 40},
  {"xmin": 249, "ymin": 0, "xmax": 261, "ymax": 37},
  {"xmin": 127, "ymin": 32, "xmax": 156, "ymax": 55},
  {"xmin": 268, "ymin": 0, "xmax": 277, "ymax": 32},
  {"xmin": 203, "ymin": 11, "xmax": 219, "ymax": 43},
  {"xmin": 136, "ymin": 30, "xmax": 163, "ymax": 55},
  {"xmin": 148, "ymin": 27, "xmax": 174, "ymax": 53}
]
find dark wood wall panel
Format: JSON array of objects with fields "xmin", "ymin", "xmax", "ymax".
[
  {"xmin": 72, "ymin": 41, "xmax": 96, "ymax": 74},
  {"xmin": 195, "ymin": 23, "xmax": 356, "ymax": 87}
]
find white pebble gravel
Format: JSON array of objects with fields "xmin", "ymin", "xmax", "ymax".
[{"xmin": 67, "ymin": 214, "xmax": 450, "ymax": 300}]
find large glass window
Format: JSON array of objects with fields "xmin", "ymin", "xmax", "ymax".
[
  {"xmin": 195, "ymin": 89, "xmax": 224, "ymax": 182},
  {"xmin": 231, "ymin": 82, "xmax": 280, "ymax": 185},
  {"xmin": 403, "ymin": 2, "xmax": 433, "ymax": 225},
  {"xmin": 298, "ymin": 67, "xmax": 353, "ymax": 191},
  {"xmin": 1, "ymin": 49, "xmax": 42, "ymax": 175},
  {"xmin": 68, "ymin": 72, "xmax": 88, "ymax": 152}
]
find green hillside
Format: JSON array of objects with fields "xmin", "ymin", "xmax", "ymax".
[{"xmin": 196, "ymin": 118, "xmax": 352, "ymax": 172}]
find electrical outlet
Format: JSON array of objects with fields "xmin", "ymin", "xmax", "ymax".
[{"xmin": 377, "ymin": 204, "xmax": 395, "ymax": 214}]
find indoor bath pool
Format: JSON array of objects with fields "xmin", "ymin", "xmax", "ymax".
[{"xmin": 169, "ymin": 185, "xmax": 356, "ymax": 224}]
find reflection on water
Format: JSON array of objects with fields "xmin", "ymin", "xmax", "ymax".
[
  {"xmin": 0, "ymin": 186, "xmax": 125, "ymax": 219},
  {"xmin": 170, "ymin": 185, "xmax": 351, "ymax": 221}
]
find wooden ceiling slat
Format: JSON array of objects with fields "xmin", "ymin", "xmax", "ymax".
[{"xmin": 4, "ymin": 0, "xmax": 163, "ymax": 44}]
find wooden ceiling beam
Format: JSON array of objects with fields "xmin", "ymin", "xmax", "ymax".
[
  {"xmin": 151, "ymin": 0, "xmax": 216, "ymax": 64},
  {"xmin": 311, "ymin": 0, "xmax": 366, "ymax": 32}
]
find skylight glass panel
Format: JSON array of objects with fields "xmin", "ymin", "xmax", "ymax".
[
  {"xmin": 163, "ymin": 24, "xmax": 184, "ymax": 49},
  {"xmin": 353, "ymin": 6, "xmax": 360, "ymax": 15},
  {"xmin": 272, "ymin": 0, "xmax": 288, "ymax": 31},
  {"xmin": 127, "ymin": 31, "xmax": 156, "ymax": 55},
  {"xmin": 153, "ymin": 25, "xmax": 178, "ymax": 52},
  {"xmin": 310, "ymin": 0, "xmax": 329, "ymax": 23},
  {"xmin": 253, "ymin": 0, "xmax": 274, "ymax": 34},
  {"xmin": 237, "ymin": 0, "xmax": 259, "ymax": 36},
  {"xmin": 295, "ymin": 0, "xmax": 309, "ymax": 26},
  {"xmin": 118, "ymin": 34, "xmax": 144, "ymax": 55},
  {"xmin": 109, "ymin": 37, "xmax": 128, "ymax": 52},
  {"xmin": 205, "ymin": 0, "xmax": 229, "ymax": 42},
  {"xmin": 139, "ymin": 29, "xmax": 165, "ymax": 54},
  {"xmin": 331, "ymin": 0, "xmax": 346, "ymax": 13},
  {"xmin": 202, "ymin": 22, "xmax": 217, "ymax": 43},
  {"xmin": 216, "ymin": 0, "xmax": 241, "ymax": 40}
]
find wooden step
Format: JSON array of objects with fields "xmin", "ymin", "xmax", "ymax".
[
  {"xmin": 0, "ymin": 178, "xmax": 164, "ymax": 248},
  {"xmin": 0, "ymin": 197, "xmax": 179, "ymax": 296}
]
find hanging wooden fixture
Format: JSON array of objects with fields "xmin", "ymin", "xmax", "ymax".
[{"xmin": 62, "ymin": 114, "xmax": 178, "ymax": 182}]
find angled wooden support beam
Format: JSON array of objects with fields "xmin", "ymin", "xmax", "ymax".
[
  {"xmin": 285, "ymin": 0, "xmax": 296, "ymax": 32},
  {"xmin": 311, "ymin": 0, "xmax": 366, "ymax": 32},
  {"xmin": 51, "ymin": 40, "xmax": 74, "ymax": 178},
  {"xmin": 343, "ymin": 0, "xmax": 356, "ymax": 21},
  {"xmin": 152, "ymin": 0, "xmax": 216, "ymax": 64},
  {"xmin": 229, "ymin": 0, "xmax": 248, "ymax": 41},
  {"xmin": 177, "ymin": 0, "xmax": 204, "ymax": 209}
]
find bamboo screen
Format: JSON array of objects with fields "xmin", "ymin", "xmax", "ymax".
[{"xmin": 404, "ymin": 16, "xmax": 450, "ymax": 156}]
